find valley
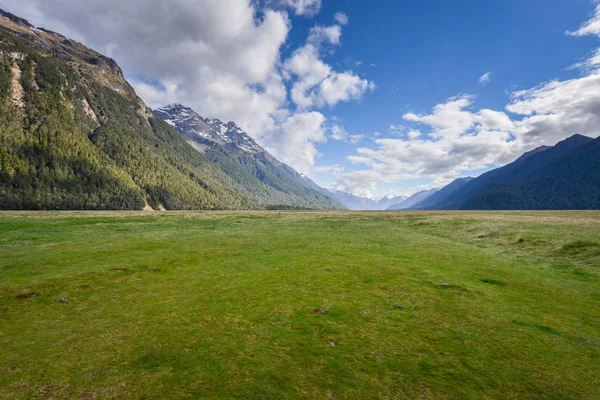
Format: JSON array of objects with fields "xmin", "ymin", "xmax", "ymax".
[{"xmin": 1, "ymin": 211, "xmax": 599, "ymax": 399}]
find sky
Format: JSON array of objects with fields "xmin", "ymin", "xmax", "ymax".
[{"xmin": 4, "ymin": 0, "xmax": 600, "ymax": 198}]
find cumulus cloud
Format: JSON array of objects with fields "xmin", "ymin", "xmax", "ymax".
[
  {"xmin": 507, "ymin": 70, "xmax": 600, "ymax": 146},
  {"xmin": 478, "ymin": 72, "xmax": 492, "ymax": 85},
  {"xmin": 334, "ymin": 12, "xmax": 349, "ymax": 25},
  {"xmin": 280, "ymin": 0, "xmax": 322, "ymax": 16},
  {"xmin": 283, "ymin": 17, "xmax": 375, "ymax": 111},
  {"xmin": 314, "ymin": 164, "xmax": 344, "ymax": 175},
  {"xmin": 335, "ymin": 4, "xmax": 600, "ymax": 195},
  {"xmin": 264, "ymin": 112, "xmax": 328, "ymax": 174},
  {"xmin": 337, "ymin": 45, "xmax": 600, "ymax": 194},
  {"xmin": 567, "ymin": 3, "xmax": 600, "ymax": 37},
  {"xmin": 2, "ymin": 0, "xmax": 373, "ymax": 178},
  {"xmin": 3, "ymin": 0, "xmax": 290, "ymax": 135},
  {"xmin": 308, "ymin": 25, "xmax": 343, "ymax": 45},
  {"xmin": 329, "ymin": 124, "xmax": 348, "ymax": 141}
]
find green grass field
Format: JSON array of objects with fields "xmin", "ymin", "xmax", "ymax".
[{"xmin": 1, "ymin": 211, "xmax": 599, "ymax": 399}]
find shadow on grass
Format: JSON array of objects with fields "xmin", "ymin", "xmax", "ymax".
[
  {"xmin": 512, "ymin": 320, "xmax": 561, "ymax": 336},
  {"xmin": 480, "ymin": 279, "xmax": 507, "ymax": 286}
]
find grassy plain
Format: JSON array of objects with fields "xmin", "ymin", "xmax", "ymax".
[{"xmin": 0, "ymin": 211, "xmax": 599, "ymax": 399}]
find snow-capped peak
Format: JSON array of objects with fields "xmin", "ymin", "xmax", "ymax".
[{"xmin": 154, "ymin": 104, "xmax": 263, "ymax": 154}]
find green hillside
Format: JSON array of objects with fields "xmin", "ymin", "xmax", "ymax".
[
  {"xmin": 0, "ymin": 15, "xmax": 340, "ymax": 210},
  {"xmin": 464, "ymin": 138, "xmax": 600, "ymax": 210},
  {"xmin": 0, "ymin": 30, "xmax": 255, "ymax": 209}
]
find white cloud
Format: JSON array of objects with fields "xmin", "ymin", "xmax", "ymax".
[
  {"xmin": 4, "ymin": 0, "xmax": 291, "ymax": 136},
  {"xmin": 264, "ymin": 112, "xmax": 328, "ymax": 174},
  {"xmin": 479, "ymin": 109, "xmax": 514, "ymax": 131},
  {"xmin": 330, "ymin": 124, "xmax": 348, "ymax": 141},
  {"xmin": 283, "ymin": 18, "xmax": 375, "ymax": 111},
  {"xmin": 507, "ymin": 70, "xmax": 600, "ymax": 146},
  {"xmin": 402, "ymin": 96, "xmax": 478, "ymax": 139},
  {"xmin": 308, "ymin": 25, "xmax": 342, "ymax": 45},
  {"xmin": 478, "ymin": 71, "xmax": 492, "ymax": 85},
  {"xmin": 349, "ymin": 134, "xmax": 365, "ymax": 144},
  {"xmin": 407, "ymin": 130, "xmax": 421, "ymax": 139},
  {"xmin": 337, "ymin": 55, "xmax": 600, "ymax": 193},
  {"xmin": 280, "ymin": 0, "xmax": 321, "ymax": 16},
  {"xmin": 318, "ymin": 72, "xmax": 375, "ymax": 107},
  {"xmin": 314, "ymin": 164, "xmax": 344, "ymax": 175},
  {"xmin": 2, "ymin": 0, "xmax": 375, "ymax": 178},
  {"xmin": 567, "ymin": 3, "xmax": 600, "ymax": 37},
  {"xmin": 402, "ymin": 113, "xmax": 420, "ymax": 122},
  {"xmin": 335, "ymin": 6, "xmax": 600, "ymax": 196},
  {"xmin": 334, "ymin": 12, "xmax": 349, "ymax": 26}
]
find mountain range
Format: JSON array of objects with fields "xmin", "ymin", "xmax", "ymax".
[
  {"xmin": 154, "ymin": 104, "xmax": 343, "ymax": 209},
  {"xmin": 387, "ymin": 189, "xmax": 439, "ymax": 210},
  {"xmin": 0, "ymin": 10, "xmax": 341, "ymax": 210},
  {"xmin": 382, "ymin": 134, "xmax": 598, "ymax": 211},
  {"xmin": 411, "ymin": 178, "xmax": 474, "ymax": 209},
  {"xmin": 311, "ymin": 189, "xmax": 406, "ymax": 210},
  {"xmin": 0, "ymin": 8, "xmax": 598, "ymax": 211}
]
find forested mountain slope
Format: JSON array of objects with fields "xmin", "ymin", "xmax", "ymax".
[
  {"xmin": 412, "ymin": 177, "xmax": 474, "ymax": 209},
  {"xmin": 426, "ymin": 135, "xmax": 594, "ymax": 210},
  {"xmin": 463, "ymin": 137, "xmax": 600, "ymax": 210},
  {"xmin": 155, "ymin": 104, "xmax": 343, "ymax": 210},
  {"xmin": 0, "ymin": 10, "xmax": 341, "ymax": 210}
]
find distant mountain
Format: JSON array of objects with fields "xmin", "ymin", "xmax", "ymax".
[
  {"xmin": 312, "ymin": 189, "xmax": 406, "ymax": 210},
  {"xmin": 464, "ymin": 137, "xmax": 600, "ymax": 210},
  {"xmin": 154, "ymin": 104, "xmax": 343, "ymax": 210},
  {"xmin": 156, "ymin": 104, "xmax": 263, "ymax": 154},
  {"xmin": 0, "ymin": 10, "xmax": 341, "ymax": 210},
  {"xmin": 413, "ymin": 177, "xmax": 474, "ymax": 209},
  {"xmin": 376, "ymin": 195, "xmax": 409, "ymax": 210},
  {"xmin": 426, "ymin": 134, "xmax": 594, "ymax": 210},
  {"xmin": 387, "ymin": 189, "xmax": 439, "ymax": 210}
]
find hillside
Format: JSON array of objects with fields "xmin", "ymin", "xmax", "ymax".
[
  {"xmin": 388, "ymin": 189, "xmax": 438, "ymax": 210},
  {"xmin": 412, "ymin": 177, "xmax": 474, "ymax": 209},
  {"xmin": 0, "ymin": 10, "xmax": 340, "ymax": 210},
  {"xmin": 154, "ymin": 104, "xmax": 343, "ymax": 210},
  {"xmin": 464, "ymin": 137, "xmax": 600, "ymax": 210},
  {"xmin": 426, "ymin": 135, "xmax": 594, "ymax": 210}
]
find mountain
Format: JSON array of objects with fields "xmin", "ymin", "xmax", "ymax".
[
  {"xmin": 463, "ymin": 137, "xmax": 600, "ymax": 210},
  {"xmin": 154, "ymin": 104, "xmax": 343, "ymax": 210},
  {"xmin": 426, "ymin": 134, "xmax": 595, "ymax": 210},
  {"xmin": 311, "ymin": 188, "xmax": 406, "ymax": 210},
  {"xmin": 156, "ymin": 104, "xmax": 263, "ymax": 155},
  {"xmin": 376, "ymin": 195, "xmax": 409, "ymax": 210},
  {"xmin": 412, "ymin": 177, "xmax": 474, "ymax": 209},
  {"xmin": 0, "ymin": 10, "xmax": 341, "ymax": 210},
  {"xmin": 387, "ymin": 189, "xmax": 439, "ymax": 210}
]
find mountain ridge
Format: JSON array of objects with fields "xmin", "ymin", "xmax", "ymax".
[
  {"xmin": 313, "ymin": 188, "xmax": 406, "ymax": 210},
  {"xmin": 412, "ymin": 177, "xmax": 474, "ymax": 209},
  {"xmin": 154, "ymin": 103, "xmax": 344, "ymax": 209},
  {"xmin": 387, "ymin": 189, "xmax": 439, "ymax": 210},
  {"xmin": 425, "ymin": 134, "xmax": 595, "ymax": 210},
  {"xmin": 463, "ymin": 137, "xmax": 600, "ymax": 210},
  {"xmin": 0, "ymin": 10, "xmax": 341, "ymax": 210}
]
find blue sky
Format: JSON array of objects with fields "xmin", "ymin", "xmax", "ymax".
[
  {"xmin": 296, "ymin": 0, "xmax": 600, "ymax": 196},
  {"xmin": 5, "ymin": 0, "xmax": 600, "ymax": 198}
]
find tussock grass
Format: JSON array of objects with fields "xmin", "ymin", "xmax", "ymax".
[{"xmin": 0, "ymin": 210, "xmax": 599, "ymax": 399}]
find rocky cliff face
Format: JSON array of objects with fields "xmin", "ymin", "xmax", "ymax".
[
  {"xmin": 0, "ymin": 9, "xmax": 134, "ymax": 97},
  {"xmin": 155, "ymin": 104, "xmax": 264, "ymax": 155}
]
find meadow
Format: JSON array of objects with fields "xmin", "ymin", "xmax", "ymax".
[{"xmin": 0, "ymin": 211, "xmax": 599, "ymax": 399}]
